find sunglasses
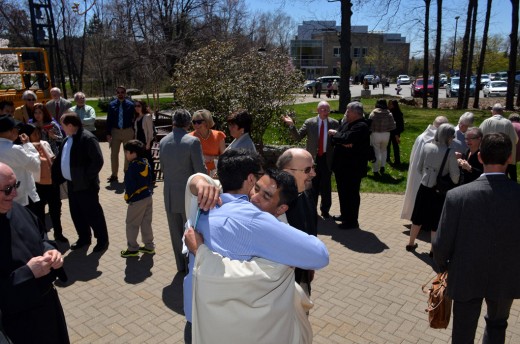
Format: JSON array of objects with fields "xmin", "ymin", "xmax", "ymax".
[
  {"xmin": 1, "ymin": 181, "xmax": 20, "ymax": 196},
  {"xmin": 135, "ymin": 104, "xmax": 142, "ymax": 108},
  {"xmin": 192, "ymin": 119, "xmax": 204, "ymax": 125},
  {"xmin": 286, "ymin": 164, "xmax": 317, "ymax": 174}
]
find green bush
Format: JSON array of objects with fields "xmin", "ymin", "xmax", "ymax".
[{"xmin": 97, "ymin": 98, "xmax": 111, "ymax": 112}]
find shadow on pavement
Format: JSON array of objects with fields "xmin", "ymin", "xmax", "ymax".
[
  {"xmin": 162, "ymin": 272, "xmax": 185, "ymax": 315},
  {"xmin": 55, "ymin": 247, "xmax": 103, "ymax": 287},
  {"xmin": 319, "ymin": 219, "xmax": 389, "ymax": 254},
  {"xmin": 124, "ymin": 254, "xmax": 154, "ymax": 284}
]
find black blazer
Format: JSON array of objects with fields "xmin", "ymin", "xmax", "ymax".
[
  {"xmin": 52, "ymin": 128, "xmax": 103, "ymax": 192},
  {"xmin": 434, "ymin": 174, "xmax": 520, "ymax": 301},
  {"xmin": 331, "ymin": 118, "xmax": 370, "ymax": 178}
]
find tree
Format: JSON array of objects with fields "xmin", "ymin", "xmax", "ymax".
[
  {"xmin": 507, "ymin": 0, "xmax": 519, "ymax": 109},
  {"xmin": 432, "ymin": 0, "xmax": 442, "ymax": 109},
  {"xmin": 421, "ymin": 0, "xmax": 431, "ymax": 108},
  {"xmin": 472, "ymin": 0, "xmax": 492, "ymax": 109},
  {"xmin": 457, "ymin": 0, "xmax": 475, "ymax": 109},
  {"xmin": 0, "ymin": 38, "xmax": 21, "ymax": 88},
  {"xmin": 172, "ymin": 40, "xmax": 303, "ymax": 149}
]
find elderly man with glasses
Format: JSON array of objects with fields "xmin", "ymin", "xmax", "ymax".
[
  {"xmin": 0, "ymin": 162, "xmax": 69, "ymax": 343},
  {"xmin": 45, "ymin": 87, "xmax": 72, "ymax": 123},
  {"xmin": 13, "ymin": 90, "xmax": 38, "ymax": 123}
]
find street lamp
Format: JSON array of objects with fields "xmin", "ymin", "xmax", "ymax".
[{"xmin": 451, "ymin": 16, "xmax": 460, "ymax": 75}]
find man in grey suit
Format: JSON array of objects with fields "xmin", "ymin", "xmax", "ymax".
[
  {"xmin": 434, "ymin": 132, "xmax": 520, "ymax": 343},
  {"xmin": 283, "ymin": 101, "xmax": 339, "ymax": 218},
  {"xmin": 45, "ymin": 87, "xmax": 72, "ymax": 123},
  {"xmin": 160, "ymin": 109, "xmax": 206, "ymax": 272}
]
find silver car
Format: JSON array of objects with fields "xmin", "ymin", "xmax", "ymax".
[{"xmin": 483, "ymin": 81, "xmax": 508, "ymax": 97}]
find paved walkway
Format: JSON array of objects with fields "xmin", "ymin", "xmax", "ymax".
[{"xmin": 54, "ymin": 144, "xmax": 519, "ymax": 343}]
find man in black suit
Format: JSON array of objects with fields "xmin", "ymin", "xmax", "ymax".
[
  {"xmin": 52, "ymin": 112, "xmax": 109, "ymax": 252},
  {"xmin": 434, "ymin": 133, "xmax": 520, "ymax": 343},
  {"xmin": 330, "ymin": 101, "xmax": 370, "ymax": 230}
]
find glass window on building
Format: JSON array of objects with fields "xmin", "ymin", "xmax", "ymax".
[
  {"xmin": 362, "ymin": 48, "xmax": 368, "ymax": 57},
  {"xmin": 333, "ymin": 47, "xmax": 341, "ymax": 57},
  {"xmin": 353, "ymin": 47, "xmax": 360, "ymax": 58}
]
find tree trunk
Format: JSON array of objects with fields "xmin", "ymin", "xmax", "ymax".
[
  {"xmin": 463, "ymin": 0, "xmax": 478, "ymax": 109},
  {"xmin": 422, "ymin": 0, "xmax": 431, "ymax": 108},
  {"xmin": 507, "ymin": 0, "xmax": 519, "ymax": 109},
  {"xmin": 473, "ymin": 0, "xmax": 492, "ymax": 109},
  {"xmin": 339, "ymin": 0, "xmax": 352, "ymax": 114},
  {"xmin": 432, "ymin": 0, "xmax": 442, "ymax": 109},
  {"xmin": 457, "ymin": 1, "xmax": 473, "ymax": 109}
]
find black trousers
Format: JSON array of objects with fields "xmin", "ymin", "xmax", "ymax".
[
  {"xmin": 452, "ymin": 297, "xmax": 513, "ymax": 344},
  {"xmin": 68, "ymin": 182, "xmax": 108, "ymax": 244},
  {"xmin": 335, "ymin": 171, "xmax": 362, "ymax": 227},
  {"xmin": 34, "ymin": 183, "xmax": 63, "ymax": 235},
  {"xmin": 311, "ymin": 154, "xmax": 332, "ymax": 214},
  {"xmin": 386, "ymin": 134, "xmax": 401, "ymax": 164}
]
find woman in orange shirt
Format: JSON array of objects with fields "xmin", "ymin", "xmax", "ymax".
[{"xmin": 189, "ymin": 109, "xmax": 226, "ymax": 176}]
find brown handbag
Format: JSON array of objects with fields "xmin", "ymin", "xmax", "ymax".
[{"xmin": 422, "ymin": 272, "xmax": 452, "ymax": 329}]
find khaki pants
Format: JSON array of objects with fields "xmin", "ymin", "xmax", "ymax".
[
  {"xmin": 125, "ymin": 196, "xmax": 154, "ymax": 251},
  {"xmin": 110, "ymin": 127, "xmax": 134, "ymax": 177}
]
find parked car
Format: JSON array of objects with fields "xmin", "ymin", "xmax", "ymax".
[
  {"xmin": 446, "ymin": 77, "xmax": 476, "ymax": 97},
  {"xmin": 489, "ymin": 73, "xmax": 497, "ymax": 80},
  {"xmin": 317, "ymin": 75, "xmax": 341, "ymax": 90},
  {"xmin": 411, "ymin": 78, "xmax": 434, "ymax": 97},
  {"xmin": 397, "ymin": 74, "xmax": 411, "ymax": 85},
  {"xmin": 480, "ymin": 74, "xmax": 491, "ymax": 88},
  {"xmin": 439, "ymin": 74, "xmax": 448, "ymax": 86},
  {"xmin": 495, "ymin": 71, "xmax": 508, "ymax": 81},
  {"xmin": 483, "ymin": 80, "xmax": 508, "ymax": 97},
  {"xmin": 303, "ymin": 80, "xmax": 317, "ymax": 91},
  {"xmin": 364, "ymin": 75, "xmax": 375, "ymax": 84}
]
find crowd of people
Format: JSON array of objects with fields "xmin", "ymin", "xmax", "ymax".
[{"xmin": 1, "ymin": 83, "xmax": 520, "ymax": 343}]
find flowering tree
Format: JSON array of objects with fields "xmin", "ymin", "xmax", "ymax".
[
  {"xmin": 172, "ymin": 40, "xmax": 303, "ymax": 148},
  {"xmin": 0, "ymin": 39, "xmax": 21, "ymax": 88}
]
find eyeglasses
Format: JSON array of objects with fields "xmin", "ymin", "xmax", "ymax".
[
  {"xmin": 253, "ymin": 172, "xmax": 265, "ymax": 179},
  {"xmin": 465, "ymin": 136, "xmax": 480, "ymax": 140},
  {"xmin": 134, "ymin": 104, "xmax": 142, "ymax": 108},
  {"xmin": 286, "ymin": 164, "xmax": 316, "ymax": 174},
  {"xmin": 0, "ymin": 181, "xmax": 20, "ymax": 196},
  {"xmin": 192, "ymin": 119, "xmax": 204, "ymax": 125}
]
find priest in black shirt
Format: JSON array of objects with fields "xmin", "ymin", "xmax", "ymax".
[{"xmin": 0, "ymin": 162, "xmax": 69, "ymax": 343}]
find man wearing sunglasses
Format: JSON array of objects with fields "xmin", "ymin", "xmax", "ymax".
[
  {"xmin": 0, "ymin": 115, "xmax": 40, "ymax": 210},
  {"xmin": 0, "ymin": 162, "xmax": 69, "ymax": 343}
]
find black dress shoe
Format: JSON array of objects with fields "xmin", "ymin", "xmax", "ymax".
[
  {"xmin": 54, "ymin": 234, "xmax": 69, "ymax": 243},
  {"xmin": 70, "ymin": 240, "xmax": 91, "ymax": 250},
  {"xmin": 332, "ymin": 215, "xmax": 344, "ymax": 222},
  {"xmin": 93, "ymin": 241, "xmax": 109, "ymax": 252},
  {"xmin": 321, "ymin": 212, "xmax": 331, "ymax": 219}
]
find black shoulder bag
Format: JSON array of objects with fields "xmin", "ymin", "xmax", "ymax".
[{"xmin": 434, "ymin": 148, "xmax": 456, "ymax": 194}]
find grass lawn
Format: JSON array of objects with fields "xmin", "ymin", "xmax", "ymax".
[{"xmin": 277, "ymin": 99, "xmax": 517, "ymax": 194}]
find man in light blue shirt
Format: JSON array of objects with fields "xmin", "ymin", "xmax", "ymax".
[
  {"xmin": 182, "ymin": 149, "xmax": 329, "ymax": 343},
  {"xmin": 70, "ymin": 92, "xmax": 96, "ymax": 132}
]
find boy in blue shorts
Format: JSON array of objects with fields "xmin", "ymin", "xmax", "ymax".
[{"xmin": 121, "ymin": 140, "xmax": 155, "ymax": 257}]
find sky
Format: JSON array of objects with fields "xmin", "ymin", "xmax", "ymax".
[{"xmin": 245, "ymin": 0, "xmax": 515, "ymax": 55}]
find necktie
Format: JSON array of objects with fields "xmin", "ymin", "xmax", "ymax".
[
  {"xmin": 55, "ymin": 103, "xmax": 60, "ymax": 121},
  {"xmin": 318, "ymin": 120, "xmax": 324, "ymax": 156},
  {"xmin": 118, "ymin": 102, "xmax": 124, "ymax": 128}
]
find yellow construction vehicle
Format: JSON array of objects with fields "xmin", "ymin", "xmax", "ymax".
[{"xmin": 0, "ymin": 47, "xmax": 52, "ymax": 107}]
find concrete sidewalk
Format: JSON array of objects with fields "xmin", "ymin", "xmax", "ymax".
[{"xmin": 54, "ymin": 144, "xmax": 519, "ymax": 343}]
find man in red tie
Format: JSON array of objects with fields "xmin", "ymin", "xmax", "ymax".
[
  {"xmin": 45, "ymin": 87, "xmax": 72, "ymax": 123},
  {"xmin": 283, "ymin": 101, "xmax": 339, "ymax": 218}
]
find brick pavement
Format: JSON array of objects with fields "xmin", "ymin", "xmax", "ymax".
[{"xmin": 53, "ymin": 144, "xmax": 519, "ymax": 343}]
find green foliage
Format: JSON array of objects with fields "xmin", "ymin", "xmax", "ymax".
[
  {"xmin": 97, "ymin": 98, "xmax": 111, "ymax": 112},
  {"xmin": 172, "ymin": 40, "xmax": 304, "ymax": 145}
]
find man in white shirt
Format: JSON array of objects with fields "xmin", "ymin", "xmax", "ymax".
[{"xmin": 0, "ymin": 115, "xmax": 40, "ymax": 209}]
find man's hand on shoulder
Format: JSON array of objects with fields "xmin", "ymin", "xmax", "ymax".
[{"xmin": 190, "ymin": 175, "xmax": 221, "ymax": 211}]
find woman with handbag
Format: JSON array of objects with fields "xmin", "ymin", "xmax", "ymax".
[{"xmin": 406, "ymin": 123, "xmax": 459, "ymax": 256}]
